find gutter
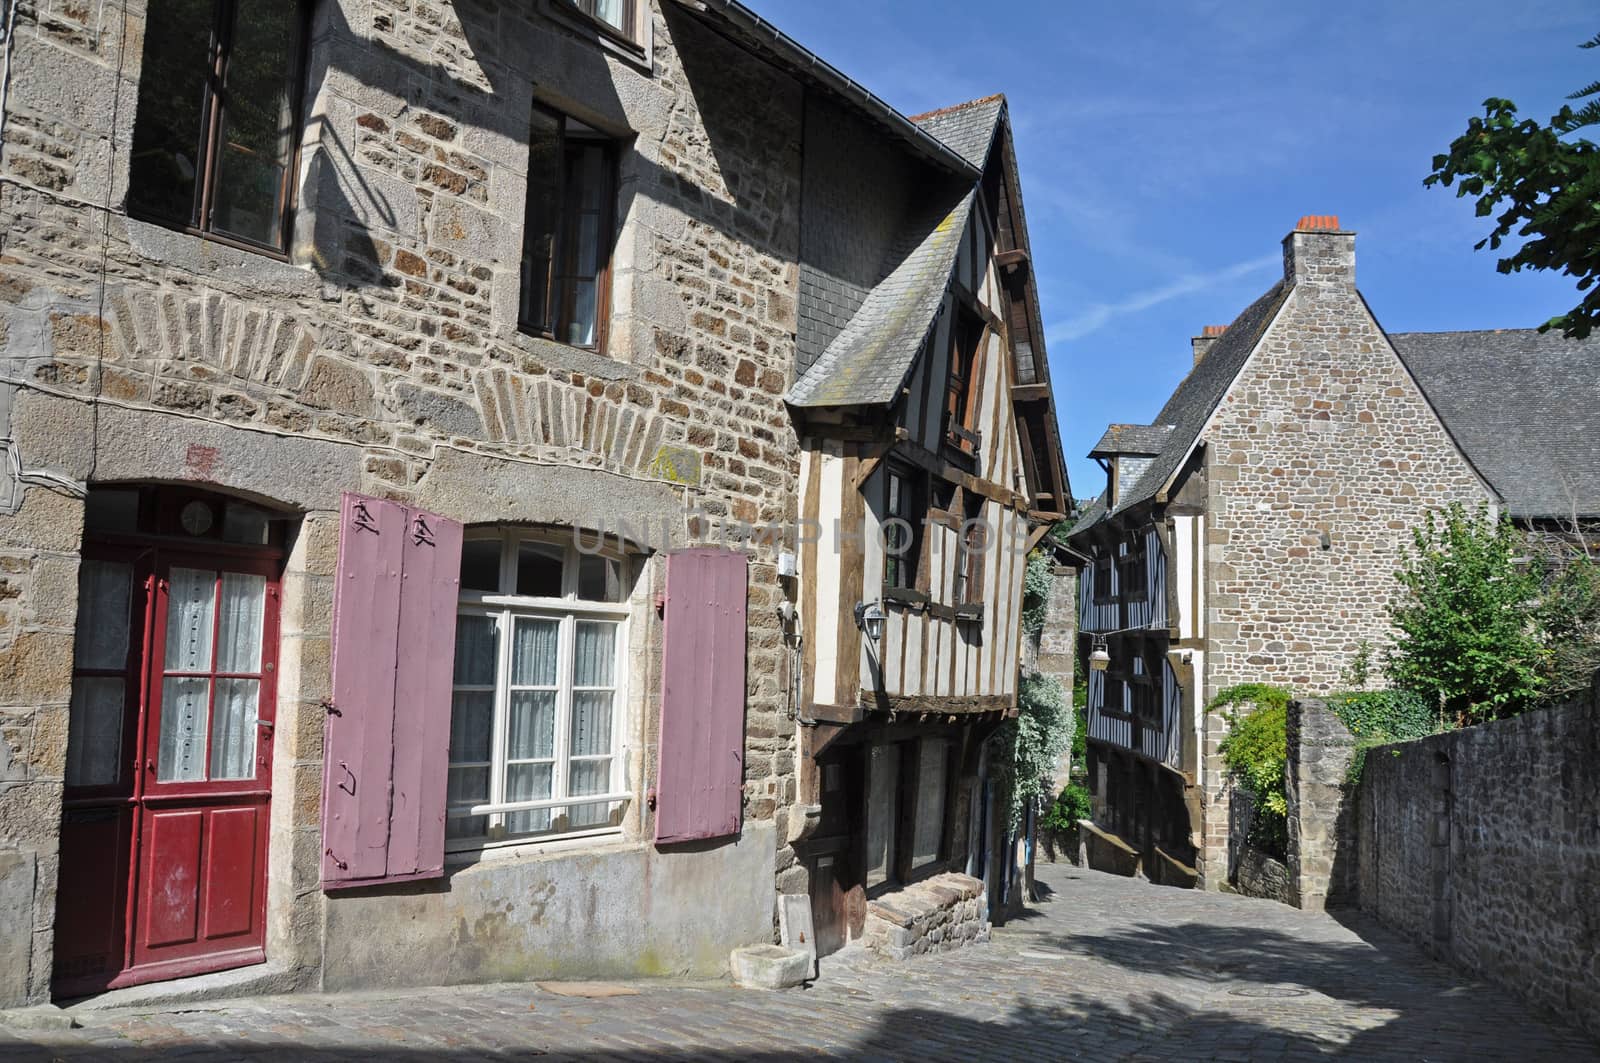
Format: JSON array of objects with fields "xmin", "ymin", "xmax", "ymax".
[{"xmin": 670, "ymin": 0, "xmax": 979, "ymax": 180}]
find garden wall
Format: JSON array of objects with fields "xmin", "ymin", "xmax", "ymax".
[{"xmin": 1353, "ymin": 679, "xmax": 1600, "ymax": 1041}]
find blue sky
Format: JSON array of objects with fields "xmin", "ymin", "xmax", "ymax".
[{"xmin": 745, "ymin": 0, "xmax": 1596, "ymax": 501}]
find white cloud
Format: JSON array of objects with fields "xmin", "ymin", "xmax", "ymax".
[{"xmin": 1045, "ymin": 253, "xmax": 1280, "ymax": 343}]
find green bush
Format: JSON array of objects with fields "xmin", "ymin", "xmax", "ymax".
[
  {"xmin": 1386, "ymin": 503, "xmax": 1546, "ymax": 725},
  {"xmin": 1214, "ymin": 685, "xmax": 1291, "ymax": 860},
  {"xmin": 1021, "ymin": 548, "xmax": 1054, "ymax": 636},
  {"xmin": 990, "ymin": 671, "xmax": 1071, "ymax": 833},
  {"xmin": 1326, "ymin": 688, "xmax": 1442, "ymax": 783},
  {"xmin": 1041, "ymin": 783, "xmax": 1091, "ymax": 834},
  {"xmin": 1536, "ymin": 555, "xmax": 1600, "ymax": 705}
]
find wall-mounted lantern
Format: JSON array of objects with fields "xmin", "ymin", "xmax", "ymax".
[{"xmin": 853, "ymin": 600, "xmax": 885, "ymax": 643}]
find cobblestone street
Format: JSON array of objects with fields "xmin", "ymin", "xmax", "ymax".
[{"xmin": 4, "ymin": 863, "xmax": 1594, "ymax": 1062}]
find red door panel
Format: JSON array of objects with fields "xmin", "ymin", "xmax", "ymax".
[
  {"xmin": 201, "ymin": 807, "xmax": 259, "ymax": 940},
  {"xmin": 139, "ymin": 809, "xmax": 204, "ymax": 949}
]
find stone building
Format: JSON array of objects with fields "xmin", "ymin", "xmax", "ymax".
[
  {"xmin": 0, "ymin": 0, "xmax": 1069, "ymax": 1005},
  {"xmin": 1066, "ymin": 215, "xmax": 1600, "ymax": 887}
]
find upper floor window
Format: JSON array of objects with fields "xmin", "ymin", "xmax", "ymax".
[
  {"xmin": 448, "ymin": 529, "xmax": 634, "ymax": 849},
  {"xmin": 128, "ymin": 0, "xmax": 310, "ymax": 254},
  {"xmin": 1091, "ymin": 556, "xmax": 1114, "ymax": 605},
  {"xmin": 1119, "ymin": 546, "xmax": 1148, "ymax": 602},
  {"xmin": 521, "ymin": 105, "xmax": 619, "ymax": 352},
  {"xmin": 952, "ymin": 490, "xmax": 986, "ymax": 605},
  {"xmin": 884, "ymin": 463, "xmax": 926, "ymax": 591},
  {"xmin": 945, "ymin": 308, "xmax": 985, "ymax": 456},
  {"xmin": 567, "ymin": 0, "xmax": 641, "ymax": 43}
]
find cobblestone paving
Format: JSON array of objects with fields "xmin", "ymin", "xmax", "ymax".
[{"xmin": 4, "ymin": 863, "xmax": 1595, "ymax": 1061}]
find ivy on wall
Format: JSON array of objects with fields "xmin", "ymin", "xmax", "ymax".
[{"xmin": 1214, "ymin": 684, "xmax": 1292, "ymax": 860}]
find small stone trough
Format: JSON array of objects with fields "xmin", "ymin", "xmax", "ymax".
[{"xmin": 862, "ymin": 872, "xmax": 990, "ymax": 961}]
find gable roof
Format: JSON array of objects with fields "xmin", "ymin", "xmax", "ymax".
[
  {"xmin": 1390, "ymin": 329, "xmax": 1600, "ymax": 519},
  {"xmin": 909, "ymin": 95, "xmax": 1005, "ymax": 168},
  {"xmin": 1089, "ymin": 423, "xmax": 1173, "ymax": 458},
  {"xmin": 786, "ymin": 95, "xmax": 1010, "ymax": 410}
]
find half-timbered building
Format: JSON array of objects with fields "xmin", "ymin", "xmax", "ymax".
[{"xmin": 785, "ymin": 95, "xmax": 1070, "ymax": 952}]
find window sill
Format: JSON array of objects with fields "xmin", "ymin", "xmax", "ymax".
[
  {"xmin": 445, "ymin": 826, "xmax": 631, "ymax": 867},
  {"xmin": 505, "ymin": 328, "xmax": 639, "ymax": 382},
  {"xmin": 124, "ymin": 216, "xmax": 320, "ymax": 298},
  {"xmin": 542, "ymin": 0, "xmax": 652, "ymax": 73}
]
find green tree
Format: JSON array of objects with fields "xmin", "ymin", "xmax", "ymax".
[
  {"xmin": 1385, "ymin": 504, "xmax": 1545, "ymax": 725},
  {"xmin": 1424, "ymin": 32, "xmax": 1600, "ymax": 337}
]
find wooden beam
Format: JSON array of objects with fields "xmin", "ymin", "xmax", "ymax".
[
  {"xmin": 808, "ymin": 702, "xmax": 865, "ymax": 725},
  {"xmin": 1011, "ymin": 383, "xmax": 1049, "ymax": 403},
  {"xmin": 862, "ymin": 692, "xmax": 1015, "ymax": 717}
]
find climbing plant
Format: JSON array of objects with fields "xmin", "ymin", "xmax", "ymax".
[
  {"xmin": 1325, "ymin": 688, "xmax": 1441, "ymax": 783},
  {"xmin": 1020, "ymin": 548, "xmax": 1054, "ymax": 636},
  {"xmin": 1214, "ymin": 684, "xmax": 1291, "ymax": 860},
  {"xmin": 989, "ymin": 671, "xmax": 1071, "ymax": 833}
]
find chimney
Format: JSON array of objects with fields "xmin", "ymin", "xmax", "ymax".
[
  {"xmin": 1191, "ymin": 324, "xmax": 1227, "ymax": 366},
  {"xmin": 1283, "ymin": 214, "xmax": 1354, "ymax": 289}
]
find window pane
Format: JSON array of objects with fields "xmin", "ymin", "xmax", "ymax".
[
  {"xmin": 865, "ymin": 744, "xmax": 899, "ymax": 888},
  {"xmin": 460, "ymin": 539, "xmax": 501, "ymax": 593},
  {"xmin": 447, "ymin": 765, "xmax": 489, "ymax": 839},
  {"xmin": 507, "ymin": 690, "xmax": 556, "ymax": 760},
  {"xmin": 566, "ymin": 281, "xmax": 597, "ymax": 347},
  {"xmin": 520, "ymin": 109, "xmax": 562, "ymax": 332},
  {"xmin": 74, "ymin": 560, "xmax": 132, "ymax": 670},
  {"xmin": 505, "ymin": 762, "xmax": 553, "ymax": 834},
  {"xmin": 570, "ymin": 690, "xmax": 612, "ymax": 757},
  {"xmin": 210, "ymin": 678, "xmax": 259, "ymax": 780},
  {"xmin": 449, "ymin": 690, "xmax": 493, "ymax": 763},
  {"xmin": 912, "ymin": 739, "xmax": 947, "ymax": 869},
  {"xmin": 222, "ymin": 502, "xmax": 271, "ymax": 545},
  {"xmin": 209, "ymin": 2, "xmax": 302, "ymax": 247},
  {"xmin": 512, "ymin": 617, "xmax": 559, "ymax": 686},
  {"xmin": 567, "ymin": 758, "xmax": 612, "ymax": 828},
  {"xmin": 572, "ymin": 622, "xmax": 614, "ymax": 686},
  {"xmin": 515, "ymin": 542, "xmax": 564, "ymax": 597},
  {"xmin": 84, "ymin": 489, "xmax": 140, "ymax": 534},
  {"xmin": 589, "ymin": 0, "xmax": 625, "ymax": 32},
  {"xmin": 67, "ymin": 677, "xmax": 125, "ymax": 787},
  {"xmin": 158, "ymin": 676, "xmax": 210, "ymax": 781},
  {"xmin": 165, "ymin": 568, "xmax": 216, "ymax": 671},
  {"xmin": 453, "ymin": 614, "xmax": 498, "ymax": 686},
  {"xmin": 127, "ymin": 0, "xmax": 214, "ymax": 227},
  {"xmin": 216, "ymin": 572, "xmax": 266, "ymax": 672},
  {"xmin": 576, "ymin": 555, "xmax": 621, "ymax": 602}
]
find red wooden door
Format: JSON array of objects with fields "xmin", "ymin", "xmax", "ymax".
[{"xmin": 124, "ymin": 554, "xmax": 279, "ymax": 985}]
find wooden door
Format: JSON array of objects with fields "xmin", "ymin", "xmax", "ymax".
[
  {"xmin": 126, "ymin": 555, "xmax": 279, "ymax": 984},
  {"xmin": 53, "ymin": 542, "xmax": 280, "ymax": 996}
]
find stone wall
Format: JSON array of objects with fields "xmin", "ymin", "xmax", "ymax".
[
  {"xmin": 1201, "ymin": 227, "xmax": 1493, "ymax": 702},
  {"xmin": 1233, "ymin": 847, "xmax": 1288, "ymax": 903},
  {"xmin": 1286, "ymin": 698, "xmax": 1357, "ymax": 910},
  {"xmin": 1355, "ymin": 682, "xmax": 1600, "ymax": 1041},
  {"xmin": 862, "ymin": 872, "xmax": 989, "ymax": 961},
  {"xmin": 0, "ymin": 0, "xmax": 807, "ymax": 1004}
]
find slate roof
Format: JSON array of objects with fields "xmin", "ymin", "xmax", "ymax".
[
  {"xmin": 1390, "ymin": 329, "xmax": 1600, "ymax": 518},
  {"xmin": 786, "ymin": 95, "xmax": 1009, "ymax": 409},
  {"xmin": 1089, "ymin": 423, "xmax": 1174, "ymax": 458},
  {"xmin": 908, "ymin": 95, "xmax": 1005, "ymax": 168},
  {"xmin": 785, "ymin": 189, "xmax": 976, "ymax": 407}
]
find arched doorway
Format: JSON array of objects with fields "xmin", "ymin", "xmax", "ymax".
[{"xmin": 53, "ymin": 485, "xmax": 290, "ymax": 997}]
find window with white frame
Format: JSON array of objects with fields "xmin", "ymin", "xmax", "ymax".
[{"xmin": 447, "ymin": 529, "xmax": 633, "ymax": 848}]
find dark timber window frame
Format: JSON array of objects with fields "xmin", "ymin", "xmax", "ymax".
[
  {"xmin": 126, "ymin": 0, "xmax": 312, "ymax": 258},
  {"xmin": 1119, "ymin": 543, "xmax": 1148, "ymax": 604},
  {"xmin": 1091, "ymin": 555, "xmax": 1115, "ymax": 606},
  {"xmin": 944, "ymin": 305, "xmax": 986, "ymax": 457},
  {"xmin": 883, "ymin": 462, "xmax": 927, "ymax": 593},
  {"xmin": 519, "ymin": 103, "xmax": 620, "ymax": 355},
  {"xmin": 563, "ymin": 0, "xmax": 642, "ymax": 47}
]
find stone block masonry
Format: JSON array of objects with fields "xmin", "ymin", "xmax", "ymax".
[
  {"xmin": 1286, "ymin": 698, "xmax": 1357, "ymax": 911},
  {"xmin": 1355, "ymin": 681, "xmax": 1600, "ymax": 1043},
  {"xmin": 862, "ymin": 873, "xmax": 990, "ymax": 960},
  {"xmin": 0, "ymin": 0, "xmax": 808, "ymax": 1005}
]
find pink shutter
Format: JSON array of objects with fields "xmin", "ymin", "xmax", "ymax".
[
  {"xmin": 654, "ymin": 548, "xmax": 747, "ymax": 845},
  {"xmin": 322, "ymin": 493, "xmax": 462, "ymax": 888}
]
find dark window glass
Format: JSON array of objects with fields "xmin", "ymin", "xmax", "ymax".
[
  {"xmin": 884, "ymin": 466, "xmax": 924, "ymax": 591},
  {"xmin": 128, "ymin": 0, "xmax": 307, "ymax": 252},
  {"xmin": 519, "ymin": 106, "xmax": 617, "ymax": 352},
  {"xmin": 577, "ymin": 554, "xmax": 621, "ymax": 602},
  {"xmin": 460, "ymin": 540, "xmax": 502, "ymax": 593},
  {"xmin": 516, "ymin": 542, "xmax": 565, "ymax": 598}
]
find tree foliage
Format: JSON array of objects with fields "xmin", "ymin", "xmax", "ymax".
[
  {"xmin": 1425, "ymin": 33, "xmax": 1600, "ymax": 337},
  {"xmin": 1535, "ymin": 553, "xmax": 1600, "ymax": 702},
  {"xmin": 1385, "ymin": 504, "xmax": 1545, "ymax": 726}
]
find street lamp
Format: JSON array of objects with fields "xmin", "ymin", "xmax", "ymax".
[{"xmin": 1089, "ymin": 635, "xmax": 1110, "ymax": 671}]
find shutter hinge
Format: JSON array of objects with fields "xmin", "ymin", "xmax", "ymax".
[
  {"xmin": 321, "ymin": 699, "xmax": 341, "ymax": 717},
  {"xmin": 325, "ymin": 847, "xmax": 348, "ymax": 871},
  {"xmin": 412, "ymin": 515, "xmax": 435, "ymax": 547},
  {"xmin": 653, "ymin": 592, "xmax": 665, "ymax": 616},
  {"xmin": 352, "ymin": 500, "xmax": 378, "ymax": 534}
]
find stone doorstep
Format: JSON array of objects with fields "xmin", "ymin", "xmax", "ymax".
[
  {"xmin": 862, "ymin": 872, "xmax": 990, "ymax": 962},
  {"xmin": 57, "ymin": 960, "xmax": 303, "ymax": 1012}
]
